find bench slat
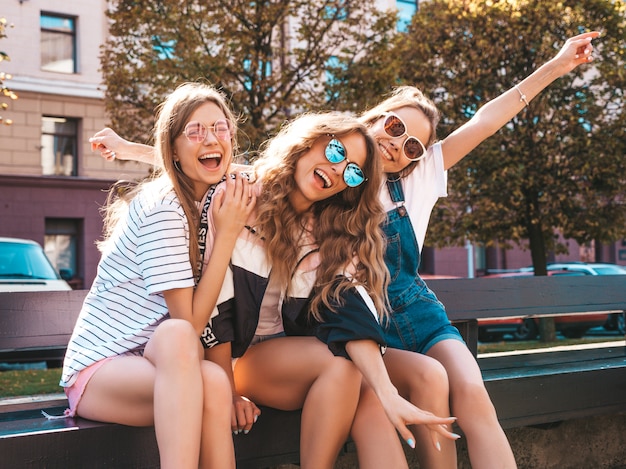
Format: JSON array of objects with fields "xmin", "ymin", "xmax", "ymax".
[
  {"xmin": 428, "ymin": 276, "xmax": 626, "ymax": 320},
  {"xmin": 487, "ymin": 366, "xmax": 626, "ymax": 429},
  {"xmin": 0, "ymin": 290, "xmax": 83, "ymax": 346},
  {"xmin": 0, "ymin": 404, "xmax": 301, "ymax": 469}
]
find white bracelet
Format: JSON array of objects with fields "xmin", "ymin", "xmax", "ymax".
[{"xmin": 514, "ymin": 84, "xmax": 529, "ymax": 107}]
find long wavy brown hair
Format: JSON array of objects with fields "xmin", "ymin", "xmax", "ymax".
[
  {"xmin": 100, "ymin": 83, "xmax": 238, "ymax": 281},
  {"xmin": 253, "ymin": 112, "xmax": 389, "ymax": 320},
  {"xmin": 360, "ymin": 86, "xmax": 440, "ymax": 178}
]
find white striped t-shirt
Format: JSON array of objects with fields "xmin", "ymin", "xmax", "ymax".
[{"xmin": 60, "ymin": 186, "xmax": 195, "ymax": 387}]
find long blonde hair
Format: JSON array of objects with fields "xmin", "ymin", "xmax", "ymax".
[
  {"xmin": 100, "ymin": 83, "xmax": 238, "ymax": 281},
  {"xmin": 360, "ymin": 86, "xmax": 440, "ymax": 178},
  {"xmin": 253, "ymin": 112, "xmax": 389, "ymax": 320}
]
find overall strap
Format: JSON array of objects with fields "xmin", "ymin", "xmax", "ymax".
[{"xmin": 386, "ymin": 176, "xmax": 406, "ymax": 203}]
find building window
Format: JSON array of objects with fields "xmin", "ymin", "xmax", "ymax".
[
  {"xmin": 243, "ymin": 58, "xmax": 272, "ymax": 91},
  {"xmin": 152, "ymin": 35, "xmax": 176, "ymax": 60},
  {"xmin": 41, "ymin": 116, "xmax": 79, "ymax": 176},
  {"xmin": 45, "ymin": 218, "xmax": 82, "ymax": 288},
  {"xmin": 324, "ymin": 1, "xmax": 349, "ymax": 20},
  {"xmin": 41, "ymin": 13, "xmax": 76, "ymax": 73},
  {"xmin": 325, "ymin": 55, "xmax": 347, "ymax": 101},
  {"xmin": 396, "ymin": 0, "xmax": 418, "ymax": 32}
]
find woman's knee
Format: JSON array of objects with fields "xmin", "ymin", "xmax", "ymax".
[
  {"xmin": 201, "ymin": 360, "xmax": 229, "ymax": 388},
  {"xmin": 319, "ymin": 357, "xmax": 362, "ymax": 401},
  {"xmin": 200, "ymin": 361, "xmax": 231, "ymax": 404},
  {"xmin": 149, "ymin": 319, "xmax": 200, "ymax": 364},
  {"xmin": 407, "ymin": 357, "xmax": 449, "ymax": 396},
  {"xmin": 326, "ymin": 356, "xmax": 360, "ymax": 382},
  {"xmin": 426, "ymin": 358, "xmax": 449, "ymax": 390},
  {"xmin": 453, "ymin": 378, "xmax": 494, "ymax": 411}
]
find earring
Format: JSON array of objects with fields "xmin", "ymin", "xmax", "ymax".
[{"xmin": 174, "ymin": 160, "xmax": 182, "ymax": 172}]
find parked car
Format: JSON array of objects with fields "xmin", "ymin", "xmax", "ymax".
[
  {"xmin": 0, "ymin": 237, "xmax": 72, "ymax": 292},
  {"xmin": 532, "ymin": 263, "xmax": 626, "ymax": 334},
  {"xmin": 478, "ymin": 269, "xmax": 609, "ymax": 341}
]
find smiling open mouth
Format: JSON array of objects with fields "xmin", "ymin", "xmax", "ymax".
[
  {"xmin": 314, "ymin": 169, "xmax": 332, "ymax": 188},
  {"xmin": 199, "ymin": 154, "xmax": 221, "ymax": 169},
  {"xmin": 378, "ymin": 143, "xmax": 394, "ymax": 161}
]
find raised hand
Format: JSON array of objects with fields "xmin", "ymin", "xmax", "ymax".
[{"xmin": 551, "ymin": 31, "xmax": 600, "ymax": 74}]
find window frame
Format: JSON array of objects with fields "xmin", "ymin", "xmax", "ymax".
[
  {"xmin": 41, "ymin": 116, "xmax": 80, "ymax": 177},
  {"xmin": 45, "ymin": 218, "xmax": 83, "ymax": 288},
  {"xmin": 40, "ymin": 12, "xmax": 77, "ymax": 74}
]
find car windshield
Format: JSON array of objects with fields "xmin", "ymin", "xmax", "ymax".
[
  {"xmin": 0, "ymin": 241, "xmax": 61, "ymax": 280},
  {"xmin": 592, "ymin": 265, "xmax": 626, "ymax": 275}
]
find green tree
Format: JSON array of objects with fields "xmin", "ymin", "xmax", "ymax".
[
  {"xmin": 394, "ymin": 0, "xmax": 626, "ymax": 275},
  {"xmin": 100, "ymin": 0, "xmax": 396, "ymax": 153},
  {"xmin": 0, "ymin": 17, "xmax": 18, "ymax": 126}
]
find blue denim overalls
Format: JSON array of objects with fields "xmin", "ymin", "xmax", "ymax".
[{"xmin": 381, "ymin": 177, "xmax": 463, "ymax": 354}]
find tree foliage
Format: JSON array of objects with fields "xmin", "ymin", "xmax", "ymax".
[
  {"xmin": 99, "ymin": 0, "xmax": 626, "ymax": 277},
  {"xmin": 100, "ymin": 0, "xmax": 396, "ymax": 154},
  {"xmin": 391, "ymin": 0, "xmax": 626, "ymax": 273},
  {"xmin": 0, "ymin": 17, "xmax": 18, "ymax": 126}
]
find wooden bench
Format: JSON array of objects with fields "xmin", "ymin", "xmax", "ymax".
[
  {"xmin": 435, "ymin": 275, "xmax": 626, "ymax": 429},
  {"xmin": 1, "ymin": 275, "xmax": 625, "ymax": 467}
]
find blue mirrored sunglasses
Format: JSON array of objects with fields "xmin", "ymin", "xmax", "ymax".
[{"xmin": 324, "ymin": 138, "xmax": 366, "ymax": 188}]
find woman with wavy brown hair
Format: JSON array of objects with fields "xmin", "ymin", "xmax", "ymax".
[{"xmin": 204, "ymin": 111, "xmax": 456, "ymax": 468}]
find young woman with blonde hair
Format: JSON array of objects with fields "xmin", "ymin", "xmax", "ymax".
[{"xmin": 62, "ymin": 83, "xmax": 255, "ymax": 469}]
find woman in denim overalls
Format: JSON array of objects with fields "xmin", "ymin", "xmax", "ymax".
[{"xmin": 353, "ymin": 32, "xmax": 599, "ymax": 469}]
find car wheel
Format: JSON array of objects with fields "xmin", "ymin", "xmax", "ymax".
[
  {"xmin": 617, "ymin": 312, "xmax": 625, "ymax": 335},
  {"xmin": 513, "ymin": 318, "xmax": 538, "ymax": 340},
  {"xmin": 561, "ymin": 327, "xmax": 588, "ymax": 339},
  {"xmin": 478, "ymin": 329, "xmax": 503, "ymax": 342},
  {"xmin": 46, "ymin": 359, "xmax": 63, "ymax": 369},
  {"xmin": 604, "ymin": 313, "xmax": 619, "ymax": 331}
]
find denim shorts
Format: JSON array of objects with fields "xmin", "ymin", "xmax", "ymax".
[
  {"xmin": 248, "ymin": 331, "xmax": 286, "ymax": 347},
  {"xmin": 383, "ymin": 286, "xmax": 464, "ymax": 354}
]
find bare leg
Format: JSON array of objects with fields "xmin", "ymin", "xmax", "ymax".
[
  {"xmin": 350, "ymin": 380, "xmax": 409, "ymax": 469},
  {"xmin": 77, "ymin": 319, "xmax": 233, "ymax": 469},
  {"xmin": 383, "ymin": 348, "xmax": 457, "ymax": 469},
  {"xmin": 234, "ymin": 336, "xmax": 361, "ymax": 469},
  {"xmin": 199, "ymin": 359, "xmax": 236, "ymax": 469},
  {"xmin": 428, "ymin": 339, "xmax": 516, "ymax": 469}
]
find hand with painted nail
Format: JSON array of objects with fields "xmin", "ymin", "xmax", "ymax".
[
  {"xmin": 212, "ymin": 173, "xmax": 256, "ymax": 241},
  {"xmin": 377, "ymin": 390, "xmax": 460, "ymax": 450},
  {"xmin": 231, "ymin": 394, "xmax": 261, "ymax": 435}
]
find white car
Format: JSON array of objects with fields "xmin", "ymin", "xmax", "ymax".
[
  {"xmin": 545, "ymin": 262, "xmax": 626, "ymax": 276},
  {"xmin": 0, "ymin": 237, "xmax": 72, "ymax": 292}
]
